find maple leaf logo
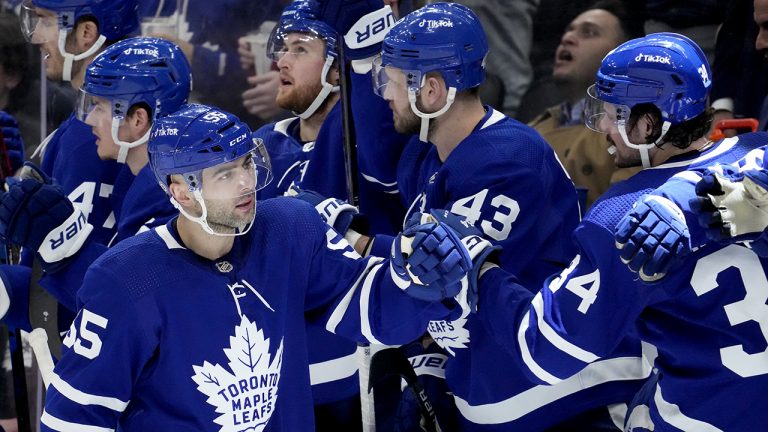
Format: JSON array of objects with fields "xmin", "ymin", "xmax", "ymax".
[
  {"xmin": 427, "ymin": 316, "xmax": 470, "ymax": 356},
  {"xmin": 192, "ymin": 316, "xmax": 284, "ymax": 432}
]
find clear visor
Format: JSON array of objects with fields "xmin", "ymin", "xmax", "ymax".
[
  {"xmin": 20, "ymin": 0, "xmax": 60, "ymax": 43},
  {"xmin": 266, "ymin": 27, "xmax": 328, "ymax": 62},
  {"xmin": 75, "ymin": 90, "xmax": 126, "ymax": 124},
  {"xmin": 371, "ymin": 55, "xmax": 424, "ymax": 98},
  {"xmin": 584, "ymin": 84, "xmax": 630, "ymax": 134},
  {"xmin": 193, "ymin": 143, "xmax": 273, "ymax": 199}
]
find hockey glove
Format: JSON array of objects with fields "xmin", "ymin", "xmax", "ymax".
[
  {"xmin": 287, "ymin": 187, "xmax": 364, "ymax": 235},
  {"xmin": 692, "ymin": 166, "xmax": 768, "ymax": 256},
  {"xmin": 615, "ymin": 195, "xmax": 691, "ymax": 282},
  {"xmin": 391, "ymin": 209, "xmax": 499, "ymax": 312},
  {"xmin": 0, "ymin": 163, "xmax": 92, "ymax": 272},
  {"xmin": 317, "ymin": 0, "xmax": 395, "ymax": 60},
  {"xmin": 0, "ymin": 111, "xmax": 25, "ymax": 178}
]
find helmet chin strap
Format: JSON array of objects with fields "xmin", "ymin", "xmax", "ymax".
[
  {"xmin": 617, "ymin": 120, "xmax": 671, "ymax": 168},
  {"xmin": 296, "ymin": 55, "xmax": 340, "ymax": 119},
  {"xmin": 58, "ymin": 30, "xmax": 106, "ymax": 82},
  {"xmin": 111, "ymin": 117, "xmax": 150, "ymax": 164},
  {"xmin": 170, "ymin": 189, "xmax": 256, "ymax": 237},
  {"xmin": 408, "ymin": 87, "xmax": 457, "ymax": 142}
]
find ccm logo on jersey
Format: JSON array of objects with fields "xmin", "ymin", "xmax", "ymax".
[{"xmin": 345, "ymin": 6, "xmax": 395, "ymax": 49}]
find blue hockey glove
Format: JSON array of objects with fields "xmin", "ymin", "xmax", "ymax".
[
  {"xmin": 692, "ymin": 166, "xmax": 768, "ymax": 256},
  {"xmin": 615, "ymin": 195, "xmax": 691, "ymax": 282},
  {"xmin": 0, "ymin": 111, "xmax": 25, "ymax": 177},
  {"xmin": 391, "ymin": 209, "xmax": 499, "ymax": 312},
  {"xmin": 0, "ymin": 163, "xmax": 92, "ymax": 272},
  {"xmin": 287, "ymin": 187, "xmax": 362, "ymax": 235},
  {"xmin": 317, "ymin": 0, "xmax": 395, "ymax": 60}
]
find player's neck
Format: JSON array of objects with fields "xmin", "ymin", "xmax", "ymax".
[
  {"xmin": 650, "ymin": 135, "xmax": 711, "ymax": 166},
  {"xmin": 298, "ymin": 93, "xmax": 339, "ymax": 142},
  {"xmin": 126, "ymin": 146, "xmax": 149, "ymax": 175},
  {"xmin": 431, "ymin": 98, "xmax": 486, "ymax": 162},
  {"xmin": 176, "ymin": 215, "xmax": 235, "ymax": 260}
]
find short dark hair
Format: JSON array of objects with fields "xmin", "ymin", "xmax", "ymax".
[
  {"xmin": 587, "ymin": 0, "xmax": 645, "ymax": 43},
  {"xmin": 627, "ymin": 103, "xmax": 714, "ymax": 150}
]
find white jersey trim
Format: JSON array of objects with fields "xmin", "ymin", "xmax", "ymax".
[
  {"xmin": 325, "ymin": 258, "xmax": 382, "ymax": 336},
  {"xmin": 517, "ymin": 310, "xmax": 561, "ymax": 385},
  {"xmin": 156, "ymin": 225, "xmax": 185, "ymax": 250},
  {"xmin": 361, "ymin": 172, "xmax": 398, "ymax": 188},
  {"xmin": 51, "ymin": 372, "xmax": 129, "ymax": 412},
  {"xmin": 654, "ymin": 383, "xmax": 723, "ymax": 432},
  {"xmin": 454, "ymin": 356, "xmax": 648, "ymax": 425},
  {"xmin": 273, "ymin": 117, "xmax": 298, "ymax": 136},
  {"xmin": 41, "ymin": 410, "xmax": 115, "ymax": 432},
  {"xmin": 480, "ymin": 109, "xmax": 505, "ymax": 130},
  {"xmin": 359, "ymin": 260, "xmax": 386, "ymax": 345},
  {"xmin": 650, "ymin": 137, "xmax": 738, "ymax": 170},
  {"xmin": 309, "ymin": 352, "xmax": 359, "ymax": 385},
  {"xmin": 531, "ymin": 292, "xmax": 601, "ymax": 364}
]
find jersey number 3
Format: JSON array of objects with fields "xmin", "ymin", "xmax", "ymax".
[{"xmin": 691, "ymin": 245, "xmax": 768, "ymax": 378}]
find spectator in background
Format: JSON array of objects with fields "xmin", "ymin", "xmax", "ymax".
[
  {"xmin": 138, "ymin": 0, "xmax": 283, "ymax": 127},
  {"xmin": 529, "ymin": 0, "xmax": 643, "ymax": 209}
]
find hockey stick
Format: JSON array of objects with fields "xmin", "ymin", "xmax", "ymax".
[
  {"xmin": 369, "ymin": 347, "xmax": 441, "ymax": 432},
  {"xmin": 27, "ymin": 328, "xmax": 54, "ymax": 388}
]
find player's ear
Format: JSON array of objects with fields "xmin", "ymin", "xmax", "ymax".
[
  {"xmin": 421, "ymin": 74, "xmax": 447, "ymax": 109},
  {"xmin": 73, "ymin": 19, "xmax": 100, "ymax": 51},
  {"xmin": 126, "ymin": 106, "xmax": 152, "ymax": 141},
  {"xmin": 168, "ymin": 175, "xmax": 194, "ymax": 207}
]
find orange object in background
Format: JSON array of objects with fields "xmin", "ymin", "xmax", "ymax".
[{"xmin": 709, "ymin": 118, "xmax": 759, "ymax": 141}]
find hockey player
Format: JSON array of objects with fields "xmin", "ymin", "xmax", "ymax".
[
  {"xmin": 347, "ymin": 3, "xmax": 647, "ymax": 430},
  {"xmin": 38, "ymin": 103, "xmax": 476, "ymax": 431},
  {"xmin": 0, "ymin": 37, "xmax": 192, "ymax": 324},
  {"xmin": 252, "ymin": 2, "xmax": 406, "ymax": 428},
  {"xmin": 417, "ymin": 33, "xmax": 768, "ymax": 431}
]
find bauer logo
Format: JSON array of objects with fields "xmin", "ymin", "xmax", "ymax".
[
  {"xmin": 634, "ymin": 53, "xmax": 671, "ymax": 64},
  {"xmin": 345, "ymin": 6, "xmax": 395, "ymax": 49},
  {"xmin": 192, "ymin": 316, "xmax": 283, "ymax": 432}
]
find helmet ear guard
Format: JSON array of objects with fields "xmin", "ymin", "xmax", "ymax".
[{"xmin": 374, "ymin": 2, "xmax": 488, "ymax": 141}]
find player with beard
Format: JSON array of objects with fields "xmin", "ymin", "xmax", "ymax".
[
  {"xmin": 36, "ymin": 102, "xmax": 473, "ymax": 431},
  {"xmin": 249, "ymin": 2, "xmax": 408, "ymax": 429},
  {"xmin": 329, "ymin": 3, "xmax": 649, "ymax": 430},
  {"xmin": 422, "ymin": 32, "xmax": 768, "ymax": 431}
]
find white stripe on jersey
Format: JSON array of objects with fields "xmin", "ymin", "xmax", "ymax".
[
  {"xmin": 454, "ymin": 356, "xmax": 647, "ymax": 425},
  {"xmin": 309, "ymin": 351, "xmax": 358, "ymax": 386},
  {"xmin": 51, "ymin": 373, "xmax": 129, "ymax": 412},
  {"xmin": 359, "ymin": 260, "xmax": 386, "ymax": 345},
  {"xmin": 655, "ymin": 383, "xmax": 723, "ymax": 432},
  {"xmin": 517, "ymin": 310, "xmax": 561, "ymax": 385},
  {"xmin": 325, "ymin": 257, "xmax": 383, "ymax": 340},
  {"xmin": 531, "ymin": 292, "xmax": 601, "ymax": 364},
  {"xmin": 41, "ymin": 410, "xmax": 115, "ymax": 432}
]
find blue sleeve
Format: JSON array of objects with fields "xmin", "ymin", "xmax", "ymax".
[
  {"xmin": 298, "ymin": 206, "xmax": 454, "ymax": 345},
  {"xmin": 509, "ymin": 222, "xmax": 660, "ymax": 384},
  {"xmin": 38, "ymin": 239, "xmax": 108, "ymax": 311},
  {"xmin": 0, "ymin": 264, "xmax": 32, "ymax": 331},
  {"xmin": 41, "ymin": 265, "xmax": 157, "ymax": 432}
]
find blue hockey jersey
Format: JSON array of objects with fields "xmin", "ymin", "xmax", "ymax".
[
  {"xmin": 510, "ymin": 133, "xmax": 768, "ymax": 431},
  {"xmin": 40, "ymin": 198, "xmax": 451, "ymax": 432},
  {"xmin": 368, "ymin": 107, "xmax": 649, "ymax": 430}
]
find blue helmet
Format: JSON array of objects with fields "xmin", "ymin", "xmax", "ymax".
[
  {"xmin": 148, "ymin": 104, "xmax": 272, "ymax": 195},
  {"xmin": 380, "ymin": 2, "xmax": 488, "ymax": 93},
  {"xmin": 594, "ymin": 32, "xmax": 711, "ymax": 126},
  {"xmin": 31, "ymin": 0, "xmax": 139, "ymax": 40},
  {"xmin": 82, "ymin": 37, "xmax": 192, "ymax": 120}
]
